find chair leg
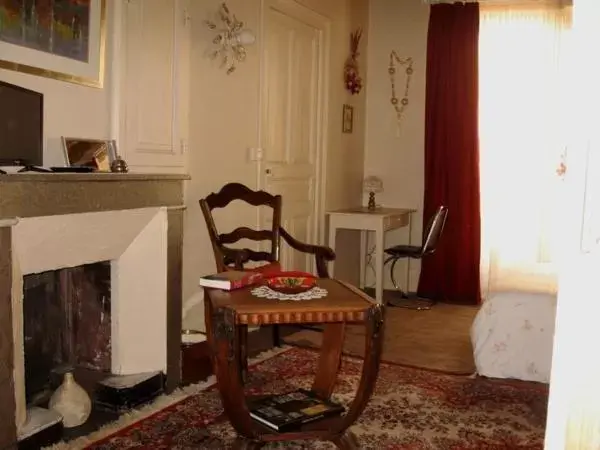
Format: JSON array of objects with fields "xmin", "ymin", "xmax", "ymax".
[
  {"xmin": 387, "ymin": 257, "xmax": 408, "ymax": 297},
  {"xmin": 386, "ymin": 256, "xmax": 436, "ymax": 310},
  {"xmin": 388, "ymin": 294, "xmax": 436, "ymax": 310},
  {"xmin": 272, "ymin": 324, "xmax": 281, "ymax": 347}
]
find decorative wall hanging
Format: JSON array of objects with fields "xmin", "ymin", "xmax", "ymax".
[
  {"xmin": 0, "ymin": 0, "xmax": 106, "ymax": 87},
  {"xmin": 205, "ymin": 3, "xmax": 256, "ymax": 75},
  {"xmin": 389, "ymin": 51, "xmax": 414, "ymax": 135},
  {"xmin": 344, "ymin": 28, "xmax": 363, "ymax": 95}
]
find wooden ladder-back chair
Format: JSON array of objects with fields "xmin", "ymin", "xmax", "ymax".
[{"xmin": 200, "ymin": 183, "xmax": 336, "ymax": 378}]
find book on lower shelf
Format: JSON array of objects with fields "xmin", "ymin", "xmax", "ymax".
[
  {"xmin": 248, "ymin": 389, "xmax": 345, "ymax": 432},
  {"xmin": 198, "ymin": 270, "xmax": 263, "ymax": 290}
]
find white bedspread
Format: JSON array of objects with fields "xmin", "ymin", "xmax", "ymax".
[{"xmin": 470, "ymin": 291, "xmax": 557, "ymax": 383}]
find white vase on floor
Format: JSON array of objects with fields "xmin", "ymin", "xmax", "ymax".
[{"xmin": 48, "ymin": 372, "xmax": 92, "ymax": 428}]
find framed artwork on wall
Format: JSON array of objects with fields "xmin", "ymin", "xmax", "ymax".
[
  {"xmin": 342, "ymin": 104, "xmax": 354, "ymax": 134},
  {"xmin": 0, "ymin": 0, "xmax": 106, "ymax": 87}
]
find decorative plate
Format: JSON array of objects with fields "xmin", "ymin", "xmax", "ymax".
[
  {"xmin": 264, "ymin": 271, "xmax": 317, "ymax": 294},
  {"xmin": 251, "ymin": 285, "xmax": 328, "ymax": 301}
]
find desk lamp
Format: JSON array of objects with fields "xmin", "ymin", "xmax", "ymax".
[{"xmin": 363, "ymin": 176, "xmax": 383, "ymax": 210}]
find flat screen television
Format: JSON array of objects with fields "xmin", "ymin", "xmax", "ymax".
[{"xmin": 0, "ymin": 80, "xmax": 43, "ymax": 166}]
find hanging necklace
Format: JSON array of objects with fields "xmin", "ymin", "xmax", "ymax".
[{"xmin": 389, "ymin": 51, "xmax": 414, "ymax": 134}]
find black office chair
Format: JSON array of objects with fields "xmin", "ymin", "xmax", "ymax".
[{"xmin": 384, "ymin": 205, "xmax": 448, "ymax": 310}]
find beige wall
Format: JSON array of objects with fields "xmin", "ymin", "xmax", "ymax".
[
  {"xmin": 181, "ymin": 0, "xmax": 261, "ymax": 320},
  {"xmin": 364, "ymin": 0, "xmax": 429, "ymax": 290},
  {"xmin": 0, "ymin": 2, "xmax": 115, "ymax": 167},
  {"xmin": 181, "ymin": 0, "xmax": 369, "ymax": 329}
]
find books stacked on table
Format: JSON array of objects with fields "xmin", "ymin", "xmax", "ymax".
[
  {"xmin": 248, "ymin": 389, "xmax": 345, "ymax": 432},
  {"xmin": 198, "ymin": 270, "xmax": 263, "ymax": 290}
]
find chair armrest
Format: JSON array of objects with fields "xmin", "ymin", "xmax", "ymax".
[{"xmin": 279, "ymin": 227, "xmax": 336, "ymax": 278}]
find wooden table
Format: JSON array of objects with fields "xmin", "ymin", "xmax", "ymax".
[
  {"xmin": 204, "ymin": 279, "xmax": 385, "ymax": 449},
  {"xmin": 326, "ymin": 207, "xmax": 416, "ymax": 303}
]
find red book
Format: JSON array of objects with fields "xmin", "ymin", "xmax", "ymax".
[{"xmin": 199, "ymin": 271, "xmax": 263, "ymax": 290}]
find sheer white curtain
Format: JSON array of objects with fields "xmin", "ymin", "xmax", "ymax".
[{"xmin": 478, "ymin": 4, "xmax": 572, "ymax": 298}]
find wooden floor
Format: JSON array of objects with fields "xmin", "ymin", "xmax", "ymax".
[{"xmin": 283, "ymin": 301, "xmax": 478, "ymax": 374}]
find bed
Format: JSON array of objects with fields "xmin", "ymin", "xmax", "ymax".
[{"xmin": 470, "ymin": 291, "xmax": 557, "ymax": 383}]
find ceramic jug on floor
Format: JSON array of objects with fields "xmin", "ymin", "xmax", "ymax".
[{"xmin": 49, "ymin": 371, "xmax": 92, "ymax": 428}]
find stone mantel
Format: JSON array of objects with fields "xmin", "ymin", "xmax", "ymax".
[
  {"xmin": 0, "ymin": 173, "xmax": 190, "ymax": 218},
  {"xmin": 0, "ymin": 173, "xmax": 189, "ymax": 448}
]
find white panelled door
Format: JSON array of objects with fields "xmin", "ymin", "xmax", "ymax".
[{"xmin": 259, "ymin": 0, "xmax": 328, "ymax": 273}]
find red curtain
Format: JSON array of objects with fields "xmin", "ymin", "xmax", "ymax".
[{"xmin": 417, "ymin": 3, "xmax": 481, "ymax": 305}]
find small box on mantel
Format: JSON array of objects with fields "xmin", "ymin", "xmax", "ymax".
[{"xmin": 94, "ymin": 371, "xmax": 164, "ymax": 413}]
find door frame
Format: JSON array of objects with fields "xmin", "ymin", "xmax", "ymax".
[{"xmin": 256, "ymin": 0, "xmax": 331, "ymax": 253}]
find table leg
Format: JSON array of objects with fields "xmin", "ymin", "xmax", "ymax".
[
  {"xmin": 375, "ymin": 227, "xmax": 385, "ymax": 304},
  {"xmin": 328, "ymin": 221, "xmax": 337, "ymax": 278},
  {"xmin": 332, "ymin": 304, "xmax": 385, "ymax": 436},
  {"xmin": 359, "ymin": 230, "xmax": 367, "ymax": 289},
  {"xmin": 311, "ymin": 323, "xmax": 345, "ymax": 399},
  {"xmin": 405, "ymin": 212, "xmax": 413, "ymax": 294},
  {"xmin": 239, "ymin": 324, "xmax": 248, "ymax": 384},
  {"xmin": 204, "ymin": 290, "xmax": 216, "ymax": 374},
  {"xmin": 332, "ymin": 430, "xmax": 360, "ymax": 449},
  {"xmin": 211, "ymin": 307, "xmax": 256, "ymax": 439}
]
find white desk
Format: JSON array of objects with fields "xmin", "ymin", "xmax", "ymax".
[{"xmin": 326, "ymin": 207, "xmax": 416, "ymax": 304}]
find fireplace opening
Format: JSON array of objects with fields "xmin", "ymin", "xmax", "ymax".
[{"xmin": 23, "ymin": 261, "xmax": 111, "ymax": 405}]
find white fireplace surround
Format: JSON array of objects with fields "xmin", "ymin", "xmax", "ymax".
[{"xmin": 10, "ymin": 207, "xmax": 168, "ymax": 433}]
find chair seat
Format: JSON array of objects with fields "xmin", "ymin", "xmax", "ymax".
[{"xmin": 384, "ymin": 245, "xmax": 422, "ymax": 258}]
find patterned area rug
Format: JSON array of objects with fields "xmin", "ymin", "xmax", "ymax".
[{"xmin": 56, "ymin": 347, "xmax": 548, "ymax": 449}]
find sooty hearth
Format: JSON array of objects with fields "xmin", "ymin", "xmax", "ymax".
[{"xmin": 23, "ymin": 261, "xmax": 111, "ymax": 405}]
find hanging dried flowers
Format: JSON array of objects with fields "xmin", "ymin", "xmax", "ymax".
[{"xmin": 344, "ymin": 28, "xmax": 363, "ymax": 95}]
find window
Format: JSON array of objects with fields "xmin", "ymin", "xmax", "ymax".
[{"xmin": 478, "ymin": 4, "xmax": 572, "ymax": 296}]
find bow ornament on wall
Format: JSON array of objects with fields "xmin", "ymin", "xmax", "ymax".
[{"xmin": 205, "ymin": 3, "xmax": 256, "ymax": 74}]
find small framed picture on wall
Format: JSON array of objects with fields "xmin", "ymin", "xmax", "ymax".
[{"xmin": 342, "ymin": 104, "xmax": 354, "ymax": 134}]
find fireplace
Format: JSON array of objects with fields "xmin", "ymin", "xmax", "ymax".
[
  {"xmin": 0, "ymin": 173, "xmax": 187, "ymax": 448},
  {"xmin": 23, "ymin": 262, "xmax": 112, "ymax": 405}
]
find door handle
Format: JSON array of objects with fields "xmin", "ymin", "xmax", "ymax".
[{"xmin": 265, "ymin": 169, "xmax": 271, "ymax": 174}]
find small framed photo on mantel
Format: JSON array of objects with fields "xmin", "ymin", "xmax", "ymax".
[
  {"xmin": 62, "ymin": 137, "xmax": 117, "ymax": 172},
  {"xmin": 342, "ymin": 104, "xmax": 354, "ymax": 134}
]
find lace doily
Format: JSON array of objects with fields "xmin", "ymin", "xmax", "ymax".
[{"xmin": 251, "ymin": 285, "xmax": 328, "ymax": 301}]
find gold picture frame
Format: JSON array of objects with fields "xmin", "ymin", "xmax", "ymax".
[
  {"xmin": 62, "ymin": 137, "xmax": 117, "ymax": 172},
  {"xmin": 342, "ymin": 104, "xmax": 354, "ymax": 134},
  {"xmin": 0, "ymin": 0, "xmax": 107, "ymax": 88}
]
